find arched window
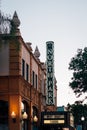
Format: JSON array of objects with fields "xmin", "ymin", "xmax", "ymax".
[
  {"xmin": 33, "ymin": 106, "xmax": 38, "ymax": 118},
  {"xmin": 21, "ymin": 101, "xmax": 29, "ymax": 130},
  {"xmin": 32, "ymin": 106, "xmax": 38, "ymax": 130}
]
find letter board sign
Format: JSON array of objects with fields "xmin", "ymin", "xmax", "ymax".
[{"xmin": 46, "ymin": 41, "xmax": 55, "ymax": 105}]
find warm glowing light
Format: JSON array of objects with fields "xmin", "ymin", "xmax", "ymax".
[
  {"xmin": 11, "ymin": 111, "xmax": 16, "ymax": 119},
  {"xmin": 22, "ymin": 112, "xmax": 28, "ymax": 119},
  {"xmin": 33, "ymin": 115, "xmax": 38, "ymax": 122}
]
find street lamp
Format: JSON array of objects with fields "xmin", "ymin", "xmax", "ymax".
[
  {"xmin": 81, "ymin": 116, "xmax": 85, "ymax": 130},
  {"xmin": 22, "ymin": 112, "xmax": 28, "ymax": 120},
  {"xmin": 81, "ymin": 116, "xmax": 85, "ymax": 121},
  {"xmin": 33, "ymin": 115, "xmax": 38, "ymax": 123},
  {"xmin": 11, "ymin": 111, "xmax": 16, "ymax": 123}
]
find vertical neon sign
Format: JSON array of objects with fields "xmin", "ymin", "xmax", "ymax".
[{"xmin": 46, "ymin": 41, "xmax": 55, "ymax": 105}]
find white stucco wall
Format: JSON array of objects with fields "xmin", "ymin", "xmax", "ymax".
[
  {"xmin": 0, "ymin": 43, "xmax": 9, "ymax": 76},
  {"xmin": 32, "ymin": 58, "xmax": 38, "ymax": 75}
]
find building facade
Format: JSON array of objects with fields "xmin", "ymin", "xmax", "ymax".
[{"xmin": 0, "ymin": 11, "xmax": 57, "ymax": 130}]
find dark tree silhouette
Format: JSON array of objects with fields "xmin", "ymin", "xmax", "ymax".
[
  {"xmin": 67, "ymin": 102, "xmax": 87, "ymax": 129},
  {"xmin": 69, "ymin": 47, "xmax": 87, "ymax": 97}
]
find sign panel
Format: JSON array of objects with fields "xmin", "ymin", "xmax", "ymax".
[
  {"xmin": 41, "ymin": 111, "xmax": 67, "ymax": 126},
  {"xmin": 46, "ymin": 41, "xmax": 54, "ymax": 105}
]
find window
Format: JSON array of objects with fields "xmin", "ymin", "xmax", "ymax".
[
  {"xmin": 32, "ymin": 71, "xmax": 38, "ymax": 89},
  {"xmin": 36, "ymin": 74, "xmax": 37, "ymax": 89},
  {"xmin": 32, "ymin": 71, "xmax": 35, "ymax": 87},
  {"xmin": 26, "ymin": 64, "xmax": 29, "ymax": 81},
  {"xmin": 22, "ymin": 59, "xmax": 25, "ymax": 78},
  {"xmin": 0, "ymin": 100, "xmax": 8, "ymax": 130},
  {"xmin": 21, "ymin": 102, "xmax": 29, "ymax": 130}
]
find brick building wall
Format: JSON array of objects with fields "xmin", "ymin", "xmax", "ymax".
[{"xmin": 0, "ymin": 11, "xmax": 57, "ymax": 130}]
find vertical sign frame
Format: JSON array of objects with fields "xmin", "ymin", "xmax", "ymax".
[{"xmin": 46, "ymin": 41, "xmax": 55, "ymax": 105}]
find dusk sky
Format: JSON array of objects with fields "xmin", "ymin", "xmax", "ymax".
[{"xmin": 1, "ymin": 0, "xmax": 87, "ymax": 106}]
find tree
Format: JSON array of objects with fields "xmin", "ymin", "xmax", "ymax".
[
  {"xmin": 68, "ymin": 47, "xmax": 87, "ymax": 97},
  {"xmin": 67, "ymin": 102, "xmax": 87, "ymax": 128}
]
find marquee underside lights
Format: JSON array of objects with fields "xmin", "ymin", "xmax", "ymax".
[{"xmin": 44, "ymin": 120, "xmax": 65, "ymax": 124}]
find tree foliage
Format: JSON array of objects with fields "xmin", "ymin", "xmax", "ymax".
[
  {"xmin": 67, "ymin": 102, "xmax": 87, "ymax": 127},
  {"xmin": 69, "ymin": 47, "xmax": 87, "ymax": 97}
]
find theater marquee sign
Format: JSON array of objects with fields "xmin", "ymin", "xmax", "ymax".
[{"xmin": 46, "ymin": 41, "xmax": 54, "ymax": 105}]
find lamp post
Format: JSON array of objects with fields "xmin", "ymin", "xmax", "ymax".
[
  {"xmin": 32, "ymin": 115, "xmax": 38, "ymax": 130},
  {"xmin": 81, "ymin": 116, "xmax": 85, "ymax": 130},
  {"xmin": 11, "ymin": 111, "xmax": 16, "ymax": 123}
]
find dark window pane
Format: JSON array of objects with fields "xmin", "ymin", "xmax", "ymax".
[
  {"xmin": 26, "ymin": 64, "xmax": 29, "ymax": 81},
  {"xmin": 0, "ymin": 100, "xmax": 8, "ymax": 125},
  {"xmin": 32, "ymin": 71, "xmax": 34, "ymax": 87},
  {"xmin": 22, "ymin": 59, "xmax": 25, "ymax": 78}
]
